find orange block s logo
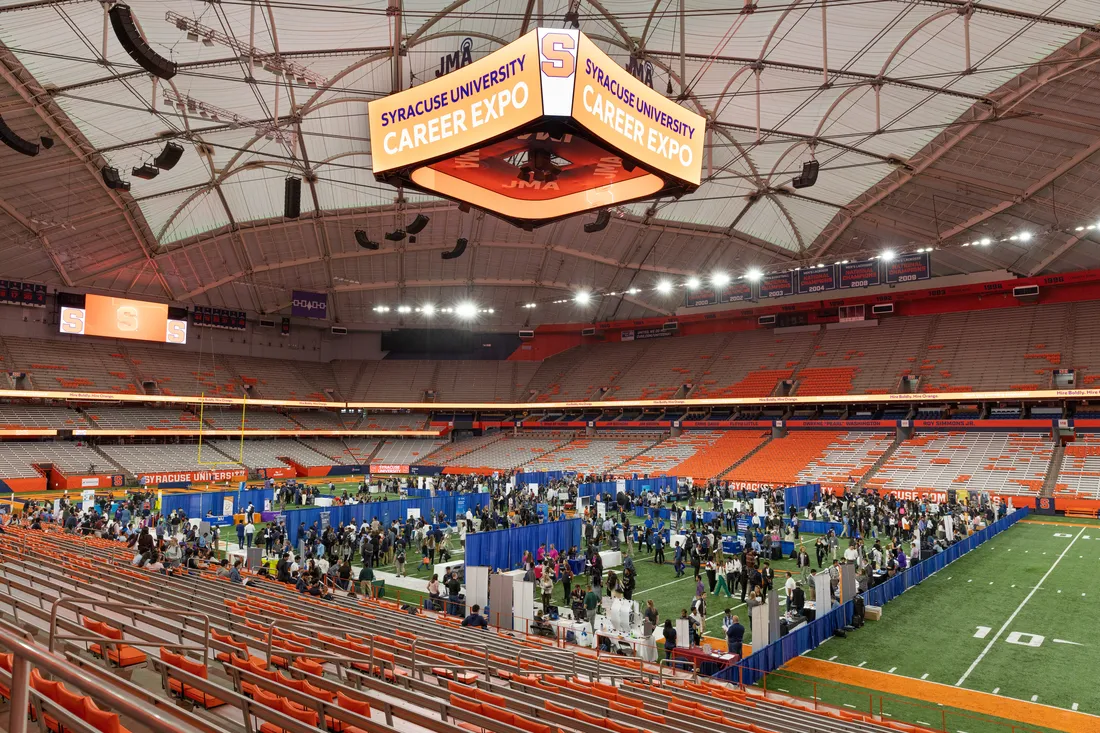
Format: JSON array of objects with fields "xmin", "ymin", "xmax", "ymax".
[{"xmin": 541, "ymin": 33, "xmax": 576, "ymax": 78}]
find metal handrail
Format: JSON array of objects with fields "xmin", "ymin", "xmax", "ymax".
[
  {"xmin": 410, "ymin": 637, "xmax": 491, "ymax": 681},
  {"xmin": 0, "ymin": 625, "xmax": 209, "ymax": 733},
  {"xmin": 47, "ymin": 597, "xmax": 211, "ymax": 667},
  {"xmin": 658, "ymin": 656, "xmax": 698, "ymax": 682}
]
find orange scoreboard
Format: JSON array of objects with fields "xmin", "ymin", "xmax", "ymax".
[{"xmin": 59, "ymin": 294, "xmax": 187, "ymax": 344}]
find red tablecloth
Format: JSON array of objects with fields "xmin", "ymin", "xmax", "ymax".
[{"xmin": 670, "ymin": 646, "xmax": 740, "ymax": 674}]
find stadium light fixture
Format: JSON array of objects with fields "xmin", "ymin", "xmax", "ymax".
[
  {"xmin": 397, "ymin": 305, "xmax": 412, "ymax": 314},
  {"xmin": 711, "ymin": 272, "xmax": 730, "ymax": 287},
  {"xmin": 686, "ymin": 277, "xmax": 701, "ymax": 289},
  {"xmin": 881, "ymin": 250, "xmax": 896, "ymax": 262},
  {"xmin": 574, "ymin": 291, "xmax": 591, "ymax": 305},
  {"xmin": 421, "ymin": 304, "xmax": 436, "ymax": 316},
  {"xmin": 455, "ymin": 302, "xmax": 478, "ymax": 319},
  {"xmin": 626, "ymin": 287, "xmax": 640, "ymax": 295},
  {"xmin": 523, "ymin": 303, "xmax": 537, "ymax": 309},
  {"xmin": 656, "ymin": 279, "xmax": 673, "ymax": 294},
  {"xmin": 746, "ymin": 269, "xmax": 763, "ymax": 282},
  {"xmin": 980, "ymin": 237, "xmax": 992, "ymax": 246},
  {"xmin": 1018, "ymin": 231, "xmax": 1032, "ymax": 242}
]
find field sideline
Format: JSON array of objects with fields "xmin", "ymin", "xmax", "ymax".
[{"xmin": 775, "ymin": 518, "xmax": 1100, "ymax": 733}]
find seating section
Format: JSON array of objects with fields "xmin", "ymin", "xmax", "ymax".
[
  {"xmin": 918, "ymin": 306, "xmax": 1069, "ymax": 392},
  {"xmin": 425, "ymin": 434, "xmax": 504, "ymax": 465},
  {"xmin": 126, "ymin": 347, "xmax": 242, "ymax": 398},
  {"xmin": 360, "ymin": 413, "xmax": 428, "ymax": 430},
  {"xmin": 523, "ymin": 437, "xmax": 660, "ymax": 473},
  {"xmin": 615, "ymin": 432, "xmax": 725, "ymax": 476},
  {"xmin": 289, "ymin": 411, "xmax": 357, "ymax": 429},
  {"xmin": 203, "ymin": 440, "xmax": 342, "ymax": 469},
  {"xmin": 438, "ymin": 436, "xmax": 571, "ymax": 470},
  {"xmin": 0, "ymin": 404, "xmax": 89, "ymax": 429},
  {"xmin": 371, "ymin": 439, "xmax": 448, "ymax": 466},
  {"xmin": 0, "ymin": 442, "xmax": 106, "ymax": 477},
  {"xmin": 666, "ymin": 432, "xmax": 768, "ymax": 480},
  {"xmin": 306, "ymin": 438, "xmax": 378, "ymax": 465},
  {"xmin": 225, "ymin": 355, "xmax": 334, "ymax": 402},
  {"xmin": 795, "ymin": 432, "xmax": 894, "ymax": 487},
  {"xmin": 1054, "ymin": 433, "xmax": 1100, "ymax": 499},
  {"xmin": 723, "ymin": 432, "xmax": 844, "ymax": 484},
  {"xmin": 866, "ymin": 432, "xmax": 1053, "ymax": 496},
  {"xmin": 200, "ymin": 409, "xmax": 300, "ymax": 430},
  {"xmin": 84, "ymin": 407, "xmax": 200, "ymax": 430},
  {"xmin": 0, "ymin": 526, "xmax": 916, "ymax": 733},
  {"xmin": 4, "ymin": 336, "xmax": 139, "ymax": 393},
  {"xmin": 797, "ymin": 319, "xmax": 934, "ymax": 394},
  {"xmin": 99, "ymin": 444, "xmax": 238, "ymax": 473}
]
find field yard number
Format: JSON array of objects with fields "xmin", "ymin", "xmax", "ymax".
[
  {"xmin": 1005, "ymin": 632, "xmax": 1044, "ymax": 647},
  {"xmin": 975, "ymin": 627, "xmax": 1045, "ymax": 646},
  {"xmin": 1053, "ymin": 532, "xmax": 1074, "ymax": 538}
]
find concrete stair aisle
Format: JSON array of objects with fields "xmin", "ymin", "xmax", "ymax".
[
  {"xmin": 610, "ymin": 434, "xmax": 666, "ymax": 471},
  {"xmin": 438, "ymin": 433, "xmax": 506, "ymax": 464},
  {"xmin": 294, "ymin": 437, "xmax": 351, "ymax": 465},
  {"xmin": 719, "ymin": 435, "xmax": 773, "ymax": 478},
  {"xmin": 1041, "ymin": 441, "xmax": 1065, "ymax": 497},
  {"xmin": 517, "ymin": 435, "xmax": 578, "ymax": 468},
  {"xmin": 789, "ymin": 327, "xmax": 827, "ymax": 393},
  {"xmin": 87, "ymin": 444, "xmax": 130, "ymax": 479},
  {"xmin": 909, "ymin": 314, "xmax": 942, "ymax": 392},
  {"xmin": 113, "ymin": 344, "xmax": 147, "ymax": 394},
  {"xmin": 853, "ymin": 439, "xmax": 901, "ymax": 491}
]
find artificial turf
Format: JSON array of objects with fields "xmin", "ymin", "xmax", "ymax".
[{"xmin": 793, "ymin": 520, "xmax": 1100, "ymax": 725}]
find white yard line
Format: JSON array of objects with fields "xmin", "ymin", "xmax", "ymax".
[{"xmin": 955, "ymin": 527, "xmax": 1085, "ymax": 687}]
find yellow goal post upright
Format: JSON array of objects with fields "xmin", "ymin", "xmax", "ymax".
[{"xmin": 196, "ymin": 392, "xmax": 246, "ymax": 467}]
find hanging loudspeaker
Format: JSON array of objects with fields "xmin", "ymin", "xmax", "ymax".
[
  {"xmin": 441, "ymin": 238, "xmax": 468, "ymax": 260},
  {"xmin": 792, "ymin": 160, "xmax": 819, "ymax": 189},
  {"xmin": 283, "ymin": 177, "xmax": 301, "ymax": 219},
  {"xmin": 109, "ymin": 4, "xmax": 178, "ymax": 80},
  {"xmin": 154, "ymin": 141, "xmax": 184, "ymax": 170},
  {"xmin": 0, "ymin": 115, "xmax": 40, "ymax": 157},
  {"xmin": 355, "ymin": 230, "xmax": 380, "ymax": 250}
]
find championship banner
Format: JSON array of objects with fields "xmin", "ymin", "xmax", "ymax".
[
  {"xmin": 760, "ymin": 272, "xmax": 795, "ymax": 299},
  {"xmin": 291, "ymin": 290, "xmax": 328, "ymax": 320},
  {"xmin": 721, "ymin": 281, "xmax": 754, "ymax": 303},
  {"xmin": 368, "ymin": 28, "xmax": 705, "ymax": 228},
  {"xmin": 622, "ymin": 327, "xmax": 672, "ymax": 341},
  {"xmin": 839, "ymin": 259, "xmax": 881, "ymax": 289},
  {"xmin": 684, "ymin": 286, "xmax": 719, "ymax": 308},
  {"xmin": 885, "ymin": 252, "xmax": 931, "ymax": 284},
  {"xmin": 797, "ymin": 265, "xmax": 837, "ymax": 295}
]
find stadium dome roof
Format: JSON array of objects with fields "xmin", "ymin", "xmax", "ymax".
[{"xmin": 0, "ymin": 0, "xmax": 1099, "ymax": 327}]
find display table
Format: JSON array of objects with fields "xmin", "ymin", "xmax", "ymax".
[
  {"xmin": 670, "ymin": 646, "xmax": 740, "ymax": 675},
  {"xmin": 567, "ymin": 558, "xmax": 585, "ymax": 576},
  {"xmin": 595, "ymin": 631, "xmax": 657, "ymax": 662},
  {"xmin": 434, "ymin": 559, "xmax": 465, "ymax": 578},
  {"xmin": 598, "ymin": 550, "xmax": 622, "ymax": 569}
]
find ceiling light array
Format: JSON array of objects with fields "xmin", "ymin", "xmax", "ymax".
[
  {"xmin": 160, "ymin": 90, "xmax": 296, "ymax": 146},
  {"xmin": 166, "ymin": 12, "xmax": 326, "ymax": 87},
  {"xmin": 372, "ymin": 303, "xmax": 493, "ymax": 318}
]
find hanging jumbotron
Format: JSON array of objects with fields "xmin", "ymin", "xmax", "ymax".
[{"xmin": 369, "ymin": 28, "xmax": 705, "ymax": 229}]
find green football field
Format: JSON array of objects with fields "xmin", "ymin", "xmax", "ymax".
[{"xmin": 774, "ymin": 518, "xmax": 1100, "ymax": 733}]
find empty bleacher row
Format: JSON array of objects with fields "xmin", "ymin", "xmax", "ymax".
[
  {"xmin": 0, "ymin": 526, "xmax": 917, "ymax": 733},
  {"xmin": 866, "ymin": 432, "xmax": 1053, "ymax": 497},
  {"xmin": 795, "ymin": 432, "xmax": 895, "ymax": 487},
  {"xmin": 1053, "ymin": 433, "xmax": 1100, "ymax": 499},
  {"xmin": 523, "ymin": 437, "xmax": 661, "ymax": 474},
  {"xmin": 0, "ymin": 441, "xmax": 105, "ymax": 477},
  {"xmin": 615, "ymin": 431, "xmax": 726, "ymax": 476}
]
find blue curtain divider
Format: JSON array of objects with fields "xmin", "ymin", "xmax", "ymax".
[
  {"xmin": 578, "ymin": 476, "xmax": 679, "ymax": 499},
  {"xmin": 464, "ymin": 518, "xmax": 582, "ymax": 572},
  {"xmin": 782, "ymin": 519, "xmax": 846, "ymax": 536},
  {"xmin": 515, "ymin": 471, "xmax": 576, "ymax": 487},
  {"xmin": 713, "ymin": 507, "xmax": 1030, "ymax": 685},
  {"xmin": 283, "ymin": 493, "xmax": 491, "ymax": 547},
  {"xmin": 160, "ymin": 488, "xmax": 273, "ymax": 519},
  {"xmin": 783, "ymin": 484, "xmax": 821, "ymax": 510}
]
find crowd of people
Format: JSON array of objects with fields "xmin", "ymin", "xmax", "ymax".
[{"xmin": 8, "ymin": 472, "xmax": 1011, "ymax": 666}]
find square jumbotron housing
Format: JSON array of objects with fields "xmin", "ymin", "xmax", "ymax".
[{"xmin": 368, "ymin": 29, "xmax": 706, "ymax": 229}]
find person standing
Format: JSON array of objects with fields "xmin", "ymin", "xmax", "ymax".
[
  {"xmin": 725, "ymin": 614, "xmax": 745, "ymax": 657},
  {"xmin": 539, "ymin": 566, "xmax": 554, "ymax": 613},
  {"xmin": 235, "ymin": 519, "xmax": 245, "ymax": 549},
  {"xmin": 561, "ymin": 562, "xmax": 573, "ymax": 604},
  {"xmin": 705, "ymin": 558, "xmax": 718, "ymax": 594},
  {"xmin": 244, "ymin": 519, "xmax": 255, "ymax": 549},
  {"xmin": 662, "ymin": 620, "xmax": 677, "ymax": 661},
  {"xmin": 784, "ymin": 571, "xmax": 797, "ymax": 612}
]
